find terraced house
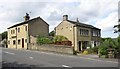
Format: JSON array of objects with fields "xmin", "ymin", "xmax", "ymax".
[
  {"xmin": 7, "ymin": 13, "xmax": 49, "ymax": 49},
  {"xmin": 55, "ymin": 15, "xmax": 101, "ymax": 52}
]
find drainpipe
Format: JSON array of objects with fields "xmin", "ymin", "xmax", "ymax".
[
  {"xmin": 15, "ymin": 27, "xmax": 17, "ymax": 49},
  {"xmin": 73, "ymin": 25, "xmax": 77, "ymax": 54},
  {"xmin": 27, "ymin": 26, "xmax": 29, "ymax": 50},
  {"xmin": 73, "ymin": 26, "xmax": 75, "ymax": 51}
]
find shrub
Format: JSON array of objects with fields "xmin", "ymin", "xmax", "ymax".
[
  {"xmin": 55, "ymin": 41, "xmax": 72, "ymax": 46},
  {"xmin": 53, "ymin": 35, "xmax": 71, "ymax": 46},
  {"xmin": 37, "ymin": 36, "xmax": 53, "ymax": 44},
  {"xmin": 83, "ymin": 50, "xmax": 89, "ymax": 55},
  {"xmin": 98, "ymin": 37, "xmax": 120, "ymax": 58},
  {"xmin": 91, "ymin": 46, "xmax": 99, "ymax": 54},
  {"xmin": 53, "ymin": 35, "xmax": 68, "ymax": 43},
  {"xmin": 86, "ymin": 49, "xmax": 94, "ymax": 54},
  {"xmin": 98, "ymin": 45, "xmax": 108, "ymax": 55}
]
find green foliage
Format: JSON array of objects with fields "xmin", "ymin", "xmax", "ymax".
[
  {"xmin": 37, "ymin": 35, "xmax": 69, "ymax": 45},
  {"xmin": 49, "ymin": 30, "xmax": 55, "ymax": 36},
  {"xmin": 114, "ymin": 24, "xmax": 120, "ymax": 33},
  {"xmin": 0, "ymin": 31, "xmax": 7, "ymax": 40},
  {"xmin": 53, "ymin": 35, "xmax": 68, "ymax": 43},
  {"xmin": 98, "ymin": 37, "xmax": 120, "ymax": 57},
  {"xmin": 86, "ymin": 49, "xmax": 93, "ymax": 54},
  {"xmin": 85, "ymin": 46, "xmax": 98, "ymax": 54},
  {"xmin": 83, "ymin": 50, "xmax": 89, "ymax": 55},
  {"xmin": 91, "ymin": 46, "xmax": 99, "ymax": 53},
  {"xmin": 99, "ymin": 45, "xmax": 108, "ymax": 55},
  {"xmin": 37, "ymin": 36, "xmax": 53, "ymax": 45}
]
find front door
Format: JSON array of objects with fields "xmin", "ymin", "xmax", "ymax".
[
  {"xmin": 22, "ymin": 38, "xmax": 24, "ymax": 48},
  {"xmin": 79, "ymin": 41, "xmax": 81, "ymax": 51}
]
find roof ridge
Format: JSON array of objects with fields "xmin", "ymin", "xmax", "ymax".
[
  {"xmin": 8, "ymin": 17, "xmax": 40, "ymax": 29},
  {"xmin": 67, "ymin": 20, "xmax": 100, "ymax": 30}
]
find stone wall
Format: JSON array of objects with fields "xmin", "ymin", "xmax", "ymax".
[{"xmin": 28, "ymin": 43, "xmax": 74, "ymax": 55}]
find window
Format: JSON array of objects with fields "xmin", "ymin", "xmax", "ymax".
[
  {"xmin": 18, "ymin": 39, "xmax": 21, "ymax": 45},
  {"xmin": 18, "ymin": 28, "xmax": 20, "ymax": 33},
  {"xmin": 25, "ymin": 39, "xmax": 27, "ymax": 43},
  {"xmin": 61, "ymin": 28, "xmax": 63, "ymax": 30},
  {"xmin": 25, "ymin": 26, "xmax": 27, "ymax": 31},
  {"xmin": 13, "ymin": 40, "xmax": 16, "ymax": 45},
  {"xmin": 8, "ymin": 41, "xmax": 10, "ymax": 44},
  {"xmin": 80, "ymin": 29, "xmax": 89, "ymax": 36},
  {"xmin": 11, "ymin": 30, "xmax": 12, "ymax": 34},
  {"xmin": 13, "ymin": 30, "xmax": 15, "ymax": 34},
  {"xmin": 92, "ymin": 30, "xmax": 100, "ymax": 36}
]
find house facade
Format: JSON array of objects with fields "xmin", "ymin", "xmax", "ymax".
[
  {"xmin": 55, "ymin": 15, "xmax": 101, "ymax": 52},
  {"xmin": 7, "ymin": 13, "xmax": 49, "ymax": 49}
]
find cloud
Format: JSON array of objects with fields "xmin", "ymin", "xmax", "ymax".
[
  {"xmin": 95, "ymin": 12, "xmax": 118, "ymax": 38},
  {"xmin": 0, "ymin": 2, "xmax": 47, "ymax": 33},
  {"xmin": 95, "ymin": 12, "xmax": 118, "ymax": 31},
  {"xmin": 0, "ymin": 0, "xmax": 119, "ymax": 38}
]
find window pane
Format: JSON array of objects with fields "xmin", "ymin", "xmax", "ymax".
[
  {"xmin": 25, "ymin": 26, "xmax": 27, "ymax": 31},
  {"xmin": 13, "ymin": 40, "xmax": 16, "ymax": 45},
  {"xmin": 18, "ymin": 40, "xmax": 21, "ymax": 44},
  {"xmin": 18, "ymin": 28, "xmax": 20, "ymax": 33}
]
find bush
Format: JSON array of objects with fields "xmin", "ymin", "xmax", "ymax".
[
  {"xmin": 55, "ymin": 41, "xmax": 72, "ymax": 46},
  {"xmin": 91, "ymin": 46, "xmax": 99, "ymax": 54},
  {"xmin": 53, "ymin": 35, "xmax": 68, "ymax": 42},
  {"xmin": 83, "ymin": 50, "xmax": 89, "ymax": 55},
  {"xmin": 98, "ymin": 37, "xmax": 120, "ymax": 58},
  {"xmin": 86, "ymin": 49, "xmax": 94, "ymax": 54},
  {"xmin": 37, "ymin": 36, "xmax": 53, "ymax": 44},
  {"xmin": 98, "ymin": 45, "xmax": 108, "ymax": 55},
  {"xmin": 53, "ymin": 35, "xmax": 71, "ymax": 46}
]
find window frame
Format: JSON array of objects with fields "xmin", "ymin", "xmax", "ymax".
[
  {"xmin": 13, "ymin": 40, "xmax": 16, "ymax": 45},
  {"xmin": 18, "ymin": 28, "xmax": 20, "ymax": 33},
  {"xmin": 18, "ymin": 39, "xmax": 21, "ymax": 45}
]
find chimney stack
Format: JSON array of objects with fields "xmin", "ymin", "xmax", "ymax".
[
  {"xmin": 76, "ymin": 18, "xmax": 79, "ymax": 22},
  {"xmin": 24, "ymin": 13, "xmax": 30, "ymax": 21},
  {"xmin": 63, "ymin": 15, "xmax": 68, "ymax": 21}
]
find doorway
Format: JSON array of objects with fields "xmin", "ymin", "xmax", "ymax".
[
  {"xmin": 79, "ymin": 41, "xmax": 81, "ymax": 51},
  {"xmin": 22, "ymin": 38, "xmax": 24, "ymax": 48}
]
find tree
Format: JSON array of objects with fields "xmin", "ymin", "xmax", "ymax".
[
  {"xmin": 0, "ymin": 31, "xmax": 7, "ymax": 40},
  {"xmin": 98, "ymin": 37, "xmax": 120, "ymax": 58},
  {"xmin": 49, "ymin": 30, "xmax": 55, "ymax": 37},
  {"xmin": 114, "ymin": 19, "xmax": 120, "ymax": 34}
]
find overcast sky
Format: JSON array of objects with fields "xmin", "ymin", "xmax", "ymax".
[{"xmin": 0, "ymin": 0, "xmax": 119, "ymax": 38}]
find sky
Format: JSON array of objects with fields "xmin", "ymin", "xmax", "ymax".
[{"xmin": 0, "ymin": 0, "xmax": 119, "ymax": 38}]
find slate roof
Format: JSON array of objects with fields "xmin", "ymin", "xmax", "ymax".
[
  {"xmin": 67, "ymin": 20, "xmax": 100, "ymax": 30},
  {"xmin": 8, "ymin": 17, "xmax": 49, "ymax": 29}
]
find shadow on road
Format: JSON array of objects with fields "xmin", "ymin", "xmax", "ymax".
[{"xmin": 1, "ymin": 61, "xmax": 44, "ymax": 69}]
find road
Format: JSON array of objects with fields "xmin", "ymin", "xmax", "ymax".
[{"xmin": 1, "ymin": 47, "xmax": 119, "ymax": 68}]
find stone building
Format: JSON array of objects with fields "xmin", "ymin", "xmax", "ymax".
[
  {"xmin": 7, "ymin": 13, "xmax": 49, "ymax": 49},
  {"xmin": 55, "ymin": 15, "xmax": 101, "ymax": 52}
]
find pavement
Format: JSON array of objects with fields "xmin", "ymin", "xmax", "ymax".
[
  {"xmin": 77, "ymin": 54, "xmax": 118, "ymax": 62},
  {"xmin": 1, "ymin": 47, "xmax": 119, "ymax": 68}
]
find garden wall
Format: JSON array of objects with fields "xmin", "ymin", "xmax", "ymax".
[{"xmin": 28, "ymin": 43, "xmax": 74, "ymax": 55}]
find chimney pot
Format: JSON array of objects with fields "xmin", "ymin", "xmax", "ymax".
[
  {"xmin": 24, "ymin": 13, "xmax": 30, "ymax": 21},
  {"xmin": 63, "ymin": 15, "xmax": 68, "ymax": 21}
]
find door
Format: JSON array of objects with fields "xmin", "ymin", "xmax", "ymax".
[
  {"xmin": 79, "ymin": 41, "xmax": 81, "ymax": 51},
  {"xmin": 22, "ymin": 38, "xmax": 24, "ymax": 48}
]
